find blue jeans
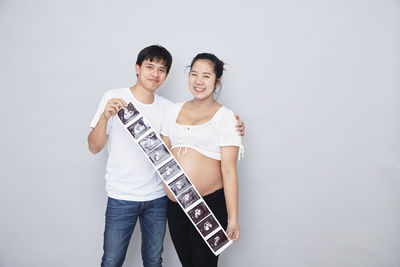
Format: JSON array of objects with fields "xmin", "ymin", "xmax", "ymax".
[{"xmin": 101, "ymin": 196, "xmax": 168, "ymax": 267}]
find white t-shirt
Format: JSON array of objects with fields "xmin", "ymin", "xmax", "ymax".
[
  {"xmin": 161, "ymin": 102, "xmax": 242, "ymax": 160},
  {"xmin": 90, "ymin": 88, "xmax": 173, "ymax": 201}
]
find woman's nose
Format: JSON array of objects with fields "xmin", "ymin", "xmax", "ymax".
[{"xmin": 195, "ymin": 77, "xmax": 203, "ymax": 84}]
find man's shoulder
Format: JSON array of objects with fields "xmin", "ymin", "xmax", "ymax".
[
  {"xmin": 103, "ymin": 87, "xmax": 129, "ymax": 97},
  {"xmin": 155, "ymin": 94, "xmax": 174, "ymax": 109}
]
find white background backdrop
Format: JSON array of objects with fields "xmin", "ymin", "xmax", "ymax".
[{"xmin": 0, "ymin": 0, "xmax": 399, "ymax": 266}]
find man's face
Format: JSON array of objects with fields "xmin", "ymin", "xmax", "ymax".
[{"xmin": 135, "ymin": 59, "xmax": 168, "ymax": 92}]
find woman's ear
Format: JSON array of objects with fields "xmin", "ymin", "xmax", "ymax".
[{"xmin": 215, "ymin": 78, "xmax": 222, "ymax": 88}]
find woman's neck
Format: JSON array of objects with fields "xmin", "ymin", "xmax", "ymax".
[{"xmin": 190, "ymin": 97, "xmax": 218, "ymax": 110}]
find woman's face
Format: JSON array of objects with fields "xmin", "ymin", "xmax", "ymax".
[{"xmin": 189, "ymin": 59, "xmax": 220, "ymax": 100}]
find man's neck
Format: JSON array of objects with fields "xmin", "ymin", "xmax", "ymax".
[{"xmin": 129, "ymin": 84, "xmax": 155, "ymax": 104}]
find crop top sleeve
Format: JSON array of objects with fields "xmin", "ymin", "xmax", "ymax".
[
  {"xmin": 216, "ymin": 108, "xmax": 241, "ymax": 147},
  {"xmin": 216, "ymin": 108, "xmax": 244, "ymax": 160}
]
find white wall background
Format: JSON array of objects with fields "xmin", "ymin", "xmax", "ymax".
[{"xmin": 0, "ymin": 0, "xmax": 399, "ymax": 266}]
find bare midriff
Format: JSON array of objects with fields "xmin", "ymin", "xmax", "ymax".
[{"xmin": 164, "ymin": 147, "xmax": 223, "ymax": 202}]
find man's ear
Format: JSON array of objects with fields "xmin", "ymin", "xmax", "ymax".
[{"xmin": 135, "ymin": 64, "xmax": 140, "ymax": 76}]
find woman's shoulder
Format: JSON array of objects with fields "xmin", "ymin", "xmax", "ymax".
[{"xmin": 216, "ymin": 105, "xmax": 236, "ymax": 121}]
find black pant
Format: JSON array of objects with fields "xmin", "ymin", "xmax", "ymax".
[{"xmin": 167, "ymin": 188, "xmax": 228, "ymax": 267}]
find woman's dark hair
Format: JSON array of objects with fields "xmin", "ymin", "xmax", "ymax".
[
  {"xmin": 136, "ymin": 45, "xmax": 173, "ymax": 73},
  {"xmin": 189, "ymin": 53, "xmax": 225, "ymax": 95}
]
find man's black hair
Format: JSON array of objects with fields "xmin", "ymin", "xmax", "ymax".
[{"xmin": 136, "ymin": 45, "xmax": 173, "ymax": 74}]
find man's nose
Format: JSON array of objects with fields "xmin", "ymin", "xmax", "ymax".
[{"xmin": 152, "ymin": 69, "xmax": 159, "ymax": 77}]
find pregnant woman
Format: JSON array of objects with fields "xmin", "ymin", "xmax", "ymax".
[{"xmin": 161, "ymin": 53, "xmax": 242, "ymax": 267}]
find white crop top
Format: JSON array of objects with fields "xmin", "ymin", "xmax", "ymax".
[{"xmin": 161, "ymin": 102, "xmax": 244, "ymax": 160}]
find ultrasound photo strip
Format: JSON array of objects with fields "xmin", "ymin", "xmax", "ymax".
[{"xmin": 117, "ymin": 103, "xmax": 233, "ymax": 256}]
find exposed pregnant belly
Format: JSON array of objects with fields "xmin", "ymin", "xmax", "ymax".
[{"xmin": 164, "ymin": 147, "xmax": 223, "ymax": 202}]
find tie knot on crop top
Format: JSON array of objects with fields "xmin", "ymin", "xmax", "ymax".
[{"xmin": 161, "ymin": 103, "xmax": 244, "ymax": 160}]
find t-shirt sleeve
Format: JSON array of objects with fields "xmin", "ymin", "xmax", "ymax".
[
  {"xmin": 217, "ymin": 108, "xmax": 242, "ymax": 147},
  {"xmin": 89, "ymin": 91, "xmax": 113, "ymax": 134}
]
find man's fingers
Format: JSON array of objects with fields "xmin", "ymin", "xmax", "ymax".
[
  {"xmin": 233, "ymin": 113, "xmax": 245, "ymax": 135},
  {"xmin": 112, "ymin": 105, "xmax": 120, "ymax": 113},
  {"xmin": 236, "ymin": 125, "xmax": 245, "ymax": 136},
  {"xmin": 114, "ymin": 100, "xmax": 126, "ymax": 109},
  {"xmin": 120, "ymin": 98, "xmax": 128, "ymax": 107},
  {"xmin": 111, "ymin": 102, "xmax": 122, "ymax": 110},
  {"xmin": 108, "ymin": 103, "xmax": 123, "ymax": 112},
  {"xmin": 105, "ymin": 107, "xmax": 116, "ymax": 116},
  {"xmin": 104, "ymin": 98, "xmax": 128, "ymax": 120},
  {"xmin": 108, "ymin": 98, "xmax": 127, "ymax": 109},
  {"xmin": 106, "ymin": 105, "xmax": 119, "ymax": 114},
  {"xmin": 113, "ymin": 98, "xmax": 128, "ymax": 108},
  {"xmin": 114, "ymin": 103, "xmax": 123, "ymax": 110}
]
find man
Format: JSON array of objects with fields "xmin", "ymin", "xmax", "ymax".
[{"xmin": 88, "ymin": 45, "xmax": 244, "ymax": 267}]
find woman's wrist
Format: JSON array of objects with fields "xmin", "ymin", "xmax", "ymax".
[{"xmin": 228, "ymin": 216, "xmax": 238, "ymax": 223}]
